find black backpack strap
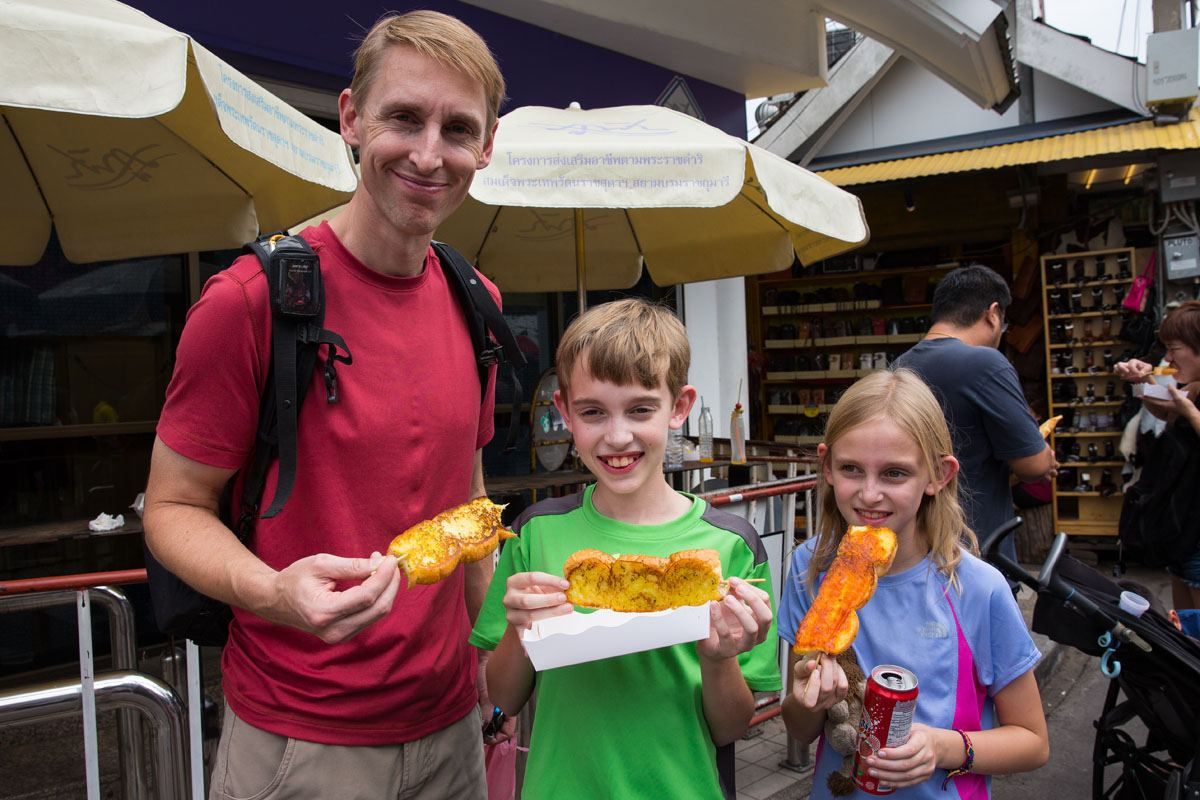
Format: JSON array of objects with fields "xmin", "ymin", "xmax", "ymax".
[
  {"xmin": 432, "ymin": 241, "xmax": 527, "ymax": 450},
  {"xmin": 238, "ymin": 234, "xmax": 351, "ymax": 527}
]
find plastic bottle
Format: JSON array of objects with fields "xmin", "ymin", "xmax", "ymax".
[
  {"xmin": 730, "ymin": 402, "xmax": 747, "ymax": 465},
  {"xmin": 698, "ymin": 401, "xmax": 714, "ymax": 463},
  {"xmin": 665, "ymin": 426, "xmax": 685, "ymax": 469}
]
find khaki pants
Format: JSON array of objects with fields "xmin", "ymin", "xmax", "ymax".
[{"xmin": 209, "ymin": 702, "xmax": 486, "ymax": 800}]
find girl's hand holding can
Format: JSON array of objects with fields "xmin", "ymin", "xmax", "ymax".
[{"xmin": 864, "ymin": 722, "xmax": 940, "ymax": 790}]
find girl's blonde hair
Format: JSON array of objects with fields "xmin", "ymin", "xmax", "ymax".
[{"xmin": 808, "ymin": 369, "xmax": 977, "ymax": 593}]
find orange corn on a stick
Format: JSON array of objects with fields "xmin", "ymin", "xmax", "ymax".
[
  {"xmin": 387, "ymin": 497, "xmax": 513, "ymax": 585},
  {"xmin": 792, "ymin": 526, "xmax": 897, "ymax": 657}
]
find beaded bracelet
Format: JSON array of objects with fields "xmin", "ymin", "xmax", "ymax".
[{"xmin": 941, "ymin": 729, "xmax": 975, "ymax": 790}]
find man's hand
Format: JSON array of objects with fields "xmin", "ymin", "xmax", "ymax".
[
  {"xmin": 260, "ymin": 551, "xmax": 401, "ymax": 643},
  {"xmin": 502, "ymin": 571, "xmax": 572, "ymax": 630},
  {"xmin": 697, "ymin": 578, "xmax": 773, "ymax": 662}
]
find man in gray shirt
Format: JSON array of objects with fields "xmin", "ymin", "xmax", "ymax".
[{"xmin": 894, "ymin": 265, "xmax": 1058, "ymax": 568}]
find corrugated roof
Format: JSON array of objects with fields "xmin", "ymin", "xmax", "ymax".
[{"xmin": 815, "ymin": 111, "xmax": 1200, "ymax": 186}]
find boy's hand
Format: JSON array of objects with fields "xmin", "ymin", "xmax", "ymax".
[
  {"xmin": 790, "ymin": 652, "xmax": 847, "ymax": 713},
  {"xmin": 863, "ymin": 722, "xmax": 939, "ymax": 790},
  {"xmin": 697, "ymin": 577, "xmax": 773, "ymax": 661},
  {"xmin": 503, "ymin": 571, "xmax": 572, "ymax": 630}
]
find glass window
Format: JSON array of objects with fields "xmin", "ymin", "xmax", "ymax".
[{"xmin": 0, "ymin": 236, "xmax": 187, "ymax": 527}]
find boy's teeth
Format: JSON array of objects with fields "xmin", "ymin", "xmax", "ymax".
[{"xmin": 607, "ymin": 456, "xmax": 634, "ymax": 467}]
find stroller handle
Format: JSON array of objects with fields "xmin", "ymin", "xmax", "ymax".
[
  {"xmin": 1038, "ymin": 533, "xmax": 1069, "ymax": 587},
  {"xmin": 979, "ymin": 517, "xmax": 1041, "ymax": 591},
  {"xmin": 981, "ymin": 526, "xmax": 1152, "ymax": 653},
  {"xmin": 1041, "ymin": 559, "xmax": 1153, "ymax": 653}
]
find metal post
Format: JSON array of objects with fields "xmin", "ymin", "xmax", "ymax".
[
  {"xmin": 781, "ymin": 477, "xmax": 817, "ymax": 773},
  {"xmin": 0, "ymin": 588, "xmax": 147, "ymax": 800},
  {"xmin": 186, "ymin": 640, "xmax": 205, "ymax": 800},
  {"xmin": 574, "ymin": 208, "xmax": 587, "ymax": 312},
  {"xmin": 77, "ymin": 590, "xmax": 101, "ymax": 800},
  {"xmin": 0, "ymin": 672, "xmax": 188, "ymax": 800}
]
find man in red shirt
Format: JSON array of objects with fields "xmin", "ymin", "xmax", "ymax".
[{"xmin": 144, "ymin": 11, "xmax": 509, "ymax": 798}]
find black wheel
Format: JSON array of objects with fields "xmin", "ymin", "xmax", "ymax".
[{"xmin": 1093, "ymin": 683, "xmax": 1175, "ymax": 800}]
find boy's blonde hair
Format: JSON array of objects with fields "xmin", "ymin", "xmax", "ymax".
[
  {"xmin": 350, "ymin": 11, "xmax": 507, "ymax": 129},
  {"xmin": 808, "ymin": 369, "xmax": 976, "ymax": 593},
  {"xmin": 556, "ymin": 299, "xmax": 690, "ymax": 399}
]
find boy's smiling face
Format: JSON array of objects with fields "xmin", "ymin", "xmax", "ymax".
[{"xmin": 554, "ymin": 362, "xmax": 695, "ymax": 509}]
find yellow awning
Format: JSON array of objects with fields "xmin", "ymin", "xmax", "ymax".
[{"xmin": 816, "ymin": 111, "xmax": 1200, "ymax": 187}]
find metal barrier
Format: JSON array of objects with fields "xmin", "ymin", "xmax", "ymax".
[
  {"xmin": 0, "ymin": 671, "xmax": 187, "ymax": 799},
  {"xmin": 702, "ymin": 462, "xmax": 817, "ymax": 773},
  {"xmin": 0, "ymin": 586, "xmax": 147, "ymax": 800},
  {"xmin": 0, "ymin": 569, "xmax": 201, "ymax": 800}
]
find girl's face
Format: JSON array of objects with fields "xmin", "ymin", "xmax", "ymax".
[
  {"xmin": 819, "ymin": 417, "xmax": 956, "ymax": 548},
  {"xmin": 1163, "ymin": 339, "xmax": 1200, "ymax": 384}
]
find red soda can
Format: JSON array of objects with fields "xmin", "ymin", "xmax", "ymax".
[{"xmin": 852, "ymin": 664, "xmax": 919, "ymax": 795}]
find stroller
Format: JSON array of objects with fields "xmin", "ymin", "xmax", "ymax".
[{"xmin": 982, "ymin": 519, "xmax": 1200, "ymax": 800}]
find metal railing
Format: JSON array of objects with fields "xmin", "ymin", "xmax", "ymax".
[
  {"xmin": 0, "ymin": 586, "xmax": 147, "ymax": 800},
  {"xmin": 700, "ymin": 453, "xmax": 817, "ymax": 773},
  {"xmin": 0, "ymin": 569, "xmax": 199, "ymax": 800},
  {"xmin": 0, "ymin": 671, "xmax": 187, "ymax": 799}
]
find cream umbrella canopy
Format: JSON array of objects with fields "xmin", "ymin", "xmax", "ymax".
[
  {"xmin": 435, "ymin": 103, "xmax": 869, "ymax": 309},
  {"xmin": 0, "ymin": 0, "xmax": 358, "ymax": 266}
]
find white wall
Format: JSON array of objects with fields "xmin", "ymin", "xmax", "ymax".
[
  {"xmin": 1032, "ymin": 70, "xmax": 1123, "ymax": 122},
  {"xmin": 817, "ymin": 58, "xmax": 1021, "ymax": 158},
  {"xmin": 683, "ymin": 278, "xmax": 750, "ymax": 439}
]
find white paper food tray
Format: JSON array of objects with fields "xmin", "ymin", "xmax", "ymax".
[
  {"xmin": 521, "ymin": 604, "xmax": 709, "ymax": 671},
  {"xmin": 1133, "ymin": 383, "xmax": 1172, "ymax": 400}
]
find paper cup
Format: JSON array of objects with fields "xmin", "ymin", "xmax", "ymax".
[{"xmin": 1119, "ymin": 591, "xmax": 1150, "ymax": 618}]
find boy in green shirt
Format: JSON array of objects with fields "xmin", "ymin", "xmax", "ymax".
[{"xmin": 470, "ymin": 298, "xmax": 781, "ymax": 799}]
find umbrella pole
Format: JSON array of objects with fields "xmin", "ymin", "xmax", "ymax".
[{"xmin": 574, "ymin": 209, "xmax": 587, "ymax": 313}]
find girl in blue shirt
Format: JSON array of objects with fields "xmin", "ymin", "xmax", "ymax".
[{"xmin": 779, "ymin": 369, "xmax": 1049, "ymax": 798}]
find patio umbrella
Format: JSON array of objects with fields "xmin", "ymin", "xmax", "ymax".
[
  {"xmin": 434, "ymin": 104, "xmax": 869, "ymax": 309},
  {"xmin": 0, "ymin": 0, "xmax": 358, "ymax": 266}
]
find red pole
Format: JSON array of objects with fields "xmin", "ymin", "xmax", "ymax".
[
  {"xmin": 706, "ymin": 480, "xmax": 817, "ymax": 507},
  {"xmin": 0, "ymin": 569, "xmax": 148, "ymax": 595}
]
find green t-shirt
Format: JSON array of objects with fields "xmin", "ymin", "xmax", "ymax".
[{"xmin": 470, "ymin": 485, "xmax": 782, "ymax": 800}]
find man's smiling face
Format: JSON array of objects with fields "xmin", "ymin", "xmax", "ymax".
[{"xmin": 339, "ymin": 44, "xmax": 495, "ymax": 239}]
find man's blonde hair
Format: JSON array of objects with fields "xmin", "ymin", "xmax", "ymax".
[
  {"xmin": 350, "ymin": 11, "xmax": 506, "ymax": 128},
  {"xmin": 809, "ymin": 369, "xmax": 976, "ymax": 593},
  {"xmin": 556, "ymin": 299, "xmax": 690, "ymax": 399}
]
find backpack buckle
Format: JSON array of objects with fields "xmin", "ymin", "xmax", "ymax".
[{"xmin": 480, "ymin": 344, "xmax": 505, "ymax": 367}]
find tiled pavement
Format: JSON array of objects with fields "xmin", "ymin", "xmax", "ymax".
[{"xmin": 734, "ymin": 715, "xmax": 812, "ymax": 800}]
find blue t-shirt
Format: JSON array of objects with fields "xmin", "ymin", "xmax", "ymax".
[
  {"xmin": 778, "ymin": 538, "xmax": 1041, "ymax": 800},
  {"xmin": 893, "ymin": 339, "xmax": 1046, "ymax": 548}
]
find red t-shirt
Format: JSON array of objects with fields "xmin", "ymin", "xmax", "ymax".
[{"xmin": 157, "ymin": 222, "xmax": 496, "ymax": 744}]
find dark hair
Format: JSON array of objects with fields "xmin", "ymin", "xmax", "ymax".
[
  {"xmin": 1158, "ymin": 300, "xmax": 1200, "ymax": 352},
  {"xmin": 931, "ymin": 264, "xmax": 1011, "ymax": 327}
]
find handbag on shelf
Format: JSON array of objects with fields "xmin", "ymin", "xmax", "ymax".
[{"xmin": 1122, "ymin": 251, "xmax": 1156, "ymax": 313}]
